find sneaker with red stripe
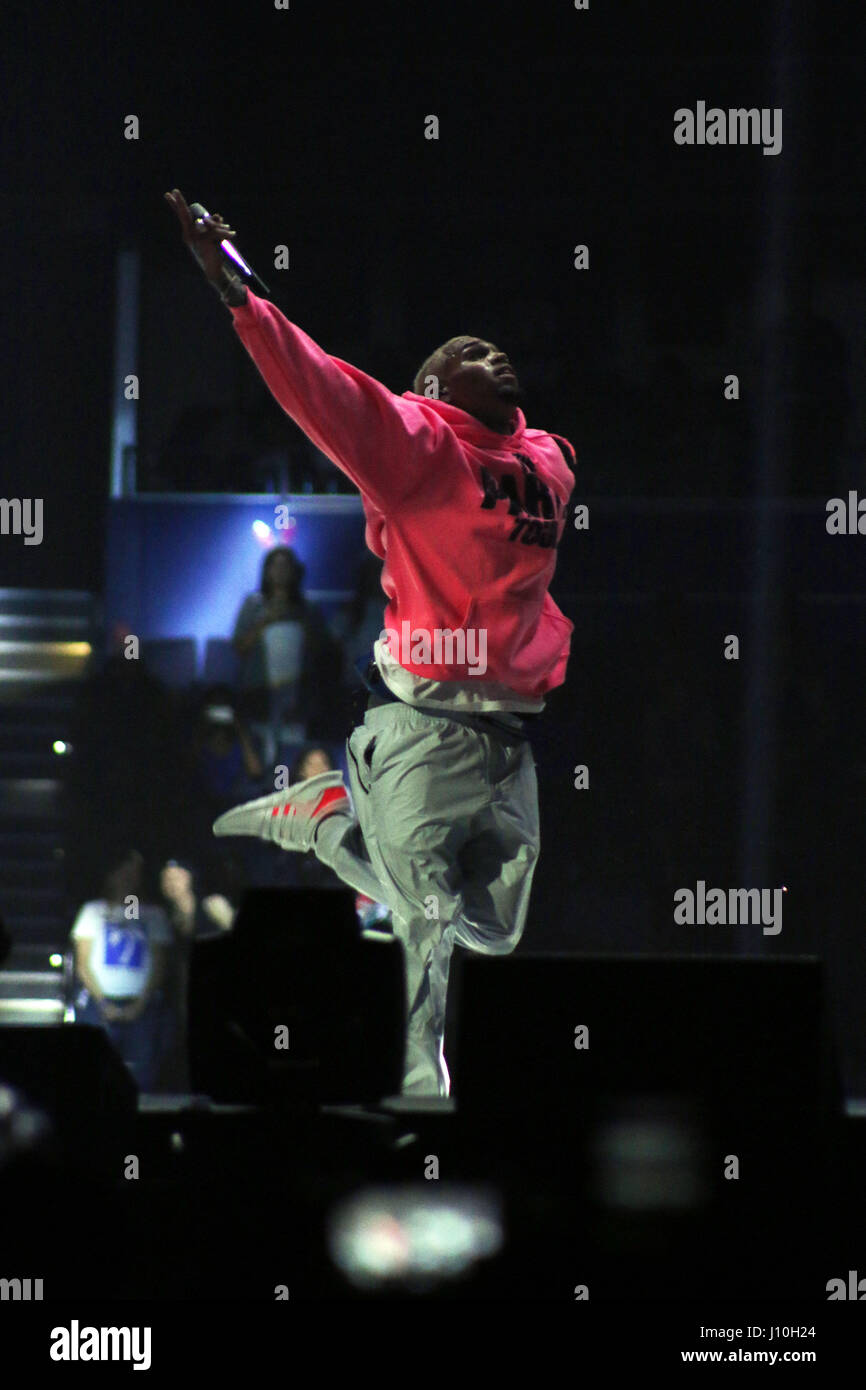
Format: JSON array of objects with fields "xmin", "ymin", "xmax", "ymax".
[{"xmin": 212, "ymin": 771, "xmax": 351, "ymax": 853}]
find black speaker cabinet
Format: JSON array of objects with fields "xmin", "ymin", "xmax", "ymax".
[
  {"xmin": 188, "ymin": 887, "xmax": 405, "ymax": 1104},
  {"xmin": 454, "ymin": 955, "xmax": 844, "ymax": 1298},
  {"xmin": 454, "ymin": 954, "xmax": 842, "ymax": 1192}
]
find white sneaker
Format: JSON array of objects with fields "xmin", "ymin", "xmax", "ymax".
[{"xmin": 212, "ymin": 771, "xmax": 351, "ymax": 853}]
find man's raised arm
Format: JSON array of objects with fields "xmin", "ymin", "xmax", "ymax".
[{"xmin": 165, "ymin": 190, "xmax": 442, "ymax": 510}]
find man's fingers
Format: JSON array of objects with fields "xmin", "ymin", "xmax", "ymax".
[
  {"xmin": 164, "ymin": 193, "xmax": 237, "ymax": 238},
  {"xmin": 165, "ymin": 189, "xmax": 194, "ymax": 233},
  {"xmin": 198, "ymin": 215, "xmax": 236, "ymax": 235}
]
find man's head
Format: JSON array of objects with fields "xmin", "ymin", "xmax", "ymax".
[{"xmin": 412, "ymin": 336, "xmax": 522, "ymax": 434}]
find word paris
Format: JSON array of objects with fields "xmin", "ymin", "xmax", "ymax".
[
  {"xmin": 674, "ymin": 103, "xmax": 782, "ymax": 156},
  {"xmin": 674, "ymin": 881, "xmax": 784, "ymax": 935},
  {"xmin": 379, "ymin": 624, "xmax": 488, "ymax": 675}
]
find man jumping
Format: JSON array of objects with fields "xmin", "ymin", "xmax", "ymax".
[{"xmin": 165, "ymin": 189, "xmax": 576, "ymax": 1098}]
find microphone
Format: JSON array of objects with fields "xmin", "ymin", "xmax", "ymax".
[{"xmin": 189, "ymin": 202, "xmax": 271, "ymax": 295}]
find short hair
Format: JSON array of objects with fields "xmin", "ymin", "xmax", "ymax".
[{"xmin": 411, "ymin": 336, "xmax": 479, "ymax": 396}]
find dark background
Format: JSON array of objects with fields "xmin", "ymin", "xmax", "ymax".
[
  {"xmin": 3, "ymin": 3, "xmax": 866, "ymax": 1080},
  {"xmin": 4, "ymin": 0, "xmax": 862, "ymax": 584}
]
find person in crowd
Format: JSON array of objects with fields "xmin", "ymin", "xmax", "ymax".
[
  {"xmin": 231, "ymin": 545, "xmax": 345, "ymax": 761},
  {"xmin": 291, "ymin": 745, "xmax": 334, "ymax": 783},
  {"xmin": 70, "ymin": 849, "xmax": 172, "ymax": 1093},
  {"xmin": 158, "ymin": 858, "xmax": 236, "ymax": 1091},
  {"xmin": 193, "ymin": 685, "xmax": 266, "ymax": 807}
]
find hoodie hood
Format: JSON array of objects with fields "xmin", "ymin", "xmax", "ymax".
[
  {"xmin": 401, "ymin": 391, "xmax": 528, "ymax": 451},
  {"xmin": 400, "ymin": 392, "xmax": 574, "ymax": 468}
]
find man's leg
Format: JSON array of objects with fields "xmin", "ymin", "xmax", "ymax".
[
  {"xmin": 453, "ymin": 737, "xmax": 541, "ymax": 957},
  {"xmin": 251, "ymin": 701, "xmax": 540, "ymax": 1097},
  {"xmin": 312, "ymin": 723, "xmax": 396, "ymax": 906},
  {"xmin": 318, "ymin": 711, "xmax": 459, "ymax": 1095},
  {"xmin": 320, "ymin": 702, "xmax": 500, "ymax": 1097},
  {"xmin": 429, "ymin": 734, "xmax": 540, "ymax": 1095}
]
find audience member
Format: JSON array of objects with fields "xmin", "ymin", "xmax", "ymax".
[
  {"xmin": 193, "ymin": 685, "xmax": 266, "ymax": 807},
  {"xmin": 70, "ymin": 848, "xmax": 172, "ymax": 1092},
  {"xmin": 158, "ymin": 858, "xmax": 236, "ymax": 1090},
  {"xmin": 232, "ymin": 546, "xmax": 344, "ymax": 762}
]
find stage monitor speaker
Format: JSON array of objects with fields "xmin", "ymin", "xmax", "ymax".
[
  {"xmin": 453, "ymin": 955, "xmax": 845, "ymax": 1298},
  {"xmin": 453, "ymin": 954, "xmax": 843, "ymax": 1191},
  {"xmin": 187, "ymin": 887, "xmax": 405, "ymax": 1104}
]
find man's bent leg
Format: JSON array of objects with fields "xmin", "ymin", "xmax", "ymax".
[
  {"xmin": 314, "ymin": 705, "xmax": 539, "ymax": 1099},
  {"xmin": 455, "ymin": 738, "xmax": 541, "ymax": 957},
  {"xmin": 313, "ymin": 807, "xmax": 393, "ymax": 906},
  {"xmin": 311, "ymin": 722, "xmax": 396, "ymax": 907},
  {"xmin": 352, "ymin": 704, "xmax": 488, "ymax": 1098}
]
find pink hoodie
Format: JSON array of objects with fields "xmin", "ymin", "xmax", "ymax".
[{"xmin": 229, "ymin": 293, "xmax": 575, "ymax": 706}]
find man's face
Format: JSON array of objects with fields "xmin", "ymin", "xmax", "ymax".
[{"xmin": 436, "ymin": 338, "xmax": 521, "ymax": 430}]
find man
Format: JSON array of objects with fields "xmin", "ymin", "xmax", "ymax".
[{"xmin": 165, "ymin": 189, "xmax": 576, "ymax": 1097}]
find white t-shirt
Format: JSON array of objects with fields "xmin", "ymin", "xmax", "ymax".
[
  {"xmin": 71, "ymin": 900, "xmax": 172, "ymax": 999},
  {"xmin": 261, "ymin": 619, "xmax": 304, "ymax": 687}
]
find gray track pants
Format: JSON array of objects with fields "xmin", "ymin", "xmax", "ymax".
[{"xmin": 313, "ymin": 700, "xmax": 541, "ymax": 1097}]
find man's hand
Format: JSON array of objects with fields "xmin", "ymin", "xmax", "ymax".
[{"xmin": 164, "ymin": 189, "xmax": 238, "ymax": 287}]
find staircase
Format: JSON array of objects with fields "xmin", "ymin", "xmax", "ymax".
[{"xmin": 0, "ymin": 590, "xmax": 98, "ymax": 1023}]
